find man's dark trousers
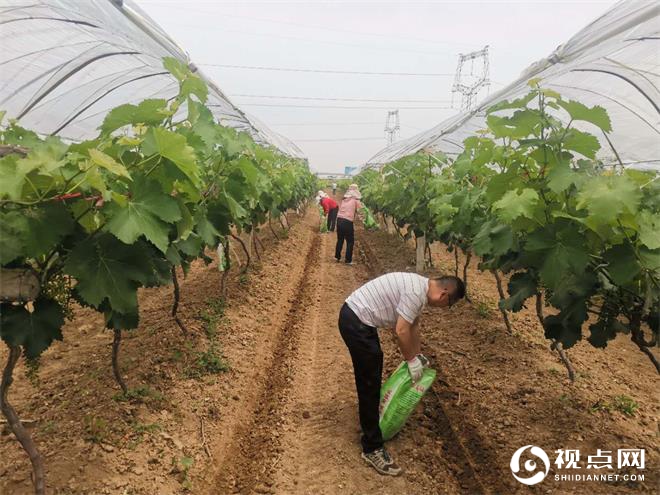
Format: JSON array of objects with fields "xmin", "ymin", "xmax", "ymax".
[{"xmin": 338, "ymin": 302, "xmax": 384, "ymax": 453}]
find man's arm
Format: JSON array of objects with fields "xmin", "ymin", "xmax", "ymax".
[
  {"xmin": 410, "ymin": 318, "xmax": 421, "ymax": 356},
  {"xmin": 394, "ymin": 315, "xmax": 421, "ymax": 361}
]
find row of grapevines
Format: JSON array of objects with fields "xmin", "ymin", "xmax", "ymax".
[
  {"xmin": 357, "ymin": 81, "xmax": 659, "ymax": 378},
  {"xmin": 0, "ymin": 58, "xmax": 315, "ymax": 494}
]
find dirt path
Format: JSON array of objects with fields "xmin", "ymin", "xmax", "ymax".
[{"xmin": 208, "ymin": 220, "xmax": 451, "ymax": 494}]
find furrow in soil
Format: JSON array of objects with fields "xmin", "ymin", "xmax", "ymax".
[{"xmin": 213, "ymin": 232, "xmax": 321, "ymax": 493}]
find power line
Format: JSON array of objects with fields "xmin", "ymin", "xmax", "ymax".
[
  {"xmin": 270, "ymin": 121, "xmax": 383, "ymax": 126},
  {"xmin": 199, "ymin": 63, "xmax": 453, "ymax": 77},
  {"xmin": 237, "ymin": 103, "xmax": 454, "ymax": 110},
  {"xmin": 145, "ymin": 5, "xmax": 480, "ymax": 50},
  {"xmin": 293, "ymin": 137, "xmax": 386, "ymax": 142},
  {"xmin": 231, "ymin": 93, "xmax": 451, "ymax": 103}
]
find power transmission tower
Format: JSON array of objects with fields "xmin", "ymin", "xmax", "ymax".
[
  {"xmin": 384, "ymin": 110, "xmax": 400, "ymax": 145},
  {"xmin": 452, "ymin": 45, "xmax": 490, "ymax": 111}
]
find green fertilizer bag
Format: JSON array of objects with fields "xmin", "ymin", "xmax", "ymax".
[
  {"xmin": 360, "ymin": 206, "xmax": 379, "ymax": 231},
  {"xmin": 379, "ymin": 362, "xmax": 436, "ymax": 441},
  {"xmin": 318, "ymin": 206, "xmax": 328, "ymax": 233}
]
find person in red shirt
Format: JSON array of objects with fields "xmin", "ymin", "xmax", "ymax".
[{"xmin": 319, "ymin": 193, "xmax": 339, "ymax": 232}]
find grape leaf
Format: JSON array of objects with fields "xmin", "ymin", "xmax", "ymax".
[
  {"xmin": 576, "ymin": 175, "xmax": 641, "ymax": 225},
  {"xmin": 104, "ymin": 177, "xmax": 180, "ymax": 253},
  {"xmin": 64, "ymin": 234, "xmax": 156, "ymax": 314},
  {"xmin": 603, "ymin": 243, "xmax": 639, "ymax": 285},
  {"xmin": 561, "ymin": 128, "xmax": 600, "ymax": 159},
  {"xmin": 0, "ymin": 210, "xmax": 28, "ymax": 264},
  {"xmin": 493, "ymin": 188, "xmax": 539, "ymax": 222},
  {"xmin": 0, "ymin": 298, "xmax": 64, "ymax": 358},
  {"xmin": 588, "ymin": 311, "xmax": 628, "ymax": 348},
  {"xmin": 163, "ymin": 57, "xmax": 190, "ymax": 82},
  {"xmin": 543, "ymin": 299, "xmax": 588, "ymax": 348},
  {"xmin": 557, "ymin": 100, "xmax": 612, "ymax": 132},
  {"xmin": 16, "ymin": 136, "xmax": 68, "ymax": 176},
  {"xmin": 500, "ymin": 271, "xmax": 537, "ymax": 311},
  {"xmin": 181, "ymin": 76, "xmax": 208, "ymax": 103},
  {"xmin": 142, "ymin": 127, "xmax": 200, "ymax": 185},
  {"xmin": 99, "ymin": 99, "xmax": 168, "ymax": 134},
  {"xmin": 23, "ymin": 203, "xmax": 75, "ymax": 258},
  {"xmin": 88, "ymin": 149, "xmax": 131, "ymax": 179},
  {"xmin": 0, "ymin": 155, "xmax": 25, "ymax": 200},
  {"xmin": 637, "ymin": 210, "xmax": 660, "ymax": 249}
]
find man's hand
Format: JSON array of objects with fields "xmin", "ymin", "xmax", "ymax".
[{"xmin": 407, "ymin": 356, "xmax": 424, "ymax": 384}]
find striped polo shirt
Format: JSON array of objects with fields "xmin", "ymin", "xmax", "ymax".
[{"xmin": 346, "ymin": 272, "xmax": 429, "ymax": 328}]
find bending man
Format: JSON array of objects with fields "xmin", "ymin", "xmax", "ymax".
[{"xmin": 338, "ymin": 272, "xmax": 465, "ymax": 476}]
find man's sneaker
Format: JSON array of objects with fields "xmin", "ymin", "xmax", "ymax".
[{"xmin": 361, "ymin": 448, "xmax": 402, "ymax": 476}]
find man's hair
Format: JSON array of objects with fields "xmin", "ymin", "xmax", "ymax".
[{"xmin": 433, "ymin": 275, "xmax": 466, "ymax": 301}]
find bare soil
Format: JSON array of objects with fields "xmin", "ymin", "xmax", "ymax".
[{"xmin": 0, "ymin": 204, "xmax": 657, "ymax": 495}]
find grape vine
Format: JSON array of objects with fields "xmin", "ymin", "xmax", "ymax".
[
  {"xmin": 0, "ymin": 57, "xmax": 315, "ymax": 494},
  {"xmin": 358, "ymin": 81, "xmax": 659, "ymax": 378}
]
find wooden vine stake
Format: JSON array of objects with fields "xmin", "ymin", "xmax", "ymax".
[
  {"xmin": 415, "ymin": 234, "xmax": 426, "ymax": 273},
  {"xmin": 462, "ymin": 250, "xmax": 472, "ymax": 302}
]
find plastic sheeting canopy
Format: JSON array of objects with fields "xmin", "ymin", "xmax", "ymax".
[
  {"xmin": 365, "ymin": 0, "xmax": 659, "ymax": 170},
  {"xmin": 0, "ymin": 0, "xmax": 306, "ymax": 159}
]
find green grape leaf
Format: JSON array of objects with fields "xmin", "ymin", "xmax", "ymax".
[
  {"xmin": 485, "ymin": 171, "xmax": 522, "ymax": 203},
  {"xmin": 102, "ymin": 305, "xmax": 139, "ymax": 331},
  {"xmin": 0, "ymin": 155, "xmax": 25, "ymax": 200},
  {"xmin": 557, "ymin": 100, "xmax": 612, "ymax": 132},
  {"xmin": 588, "ymin": 314, "xmax": 628, "ymax": 348},
  {"xmin": 639, "ymin": 247, "xmax": 660, "ymax": 273},
  {"xmin": 65, "ymin": 234, "xmax": 156, "ymax": 313},
  {"xmin": 546, "ymin": 162, "xmax": 583, "ymax": 194},
  {"xmin": 194, "ymin": 208, "xmax": 220, "ymax": 246},
  {"xmin": 525, "ymin": 227, "xmax": 590, "ymax": 289},
  {"xmin": 0, "ymin": 298, "xmax": 64, "ymax": 358},
  {"xmin": 104, "ymin": 177, "xmax": 180, "ymax": 253},
  {"xmin": 500, "ymin": 271, "xmax": 537, "ymax": 312},
  {"xmin": 181, "ymin": 76, "xmax": 208, "ymax": 103},
  {"xmin": 603, "ymin": 243, "xmax": 640, "ymax": 285},
  {"xmin": 100, "ymin": 99, "xmax": 168, "ymax": 134},
  {"xmin": 473, "ymin": 221, "xmax": 514, "ymax": 257},
  {"xmin": 0, "ymin": 210, "xmax": 28, "ymax": 264},
  {"xmin": 637, "ymin": 210, "xmax": 660, "ymax": 249},
  {"xmin": 223, "ymin": 190, "xmax": 248, "ymax": 222},
  {"xmin": 548, "ymin": 271, "xmax": 597, "ymax": 310},
  {"xmin": 486, "ymin": 93, "xmax": 536, "ymax": 114},
  {"xmin": 88, "ymin": 149, "xmax": 131, "ymax": 179},
  {"xmin": 543, "ymin": 299, "xmax": 588, "ymax": 348},
  {"xmin": 23, "ymin": 203, "xmax": 75, "ymax": 258},
  {"xmin": 492, "ymin": 188, "xmax": 539, "ymax": 222},
  {"xmin": 163, "ymin": 57, "xmax": 190, "ymax": 82},
  {"xmin": 175, "ymin": 199, "xmax": 194, "ymax": 241},
  {"xmin": 174, "ymin": 234, "xmax": 203, "ymax": 257},
  {"xmin": 487, "ymin": 110, "xmax": 540, "ymax": 139},
  {"xmin": 576, "ymin": 175, "xmax": 641, "ymax": 225},
  {"xmin": 16, "ymin": 137, "xmax": 68, "ymax": 176},
  {"xmin": 561, "ymin": 128, "xmax": 600, "ymax": 159},
  {"xmin": 142, "ymin": 127, "xmax": 200, "ymax": 185}
]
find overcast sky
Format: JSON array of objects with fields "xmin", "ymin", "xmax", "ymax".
[{"xmin": 137, "ymin": 0, "xmax": 618, "ymax": 173}]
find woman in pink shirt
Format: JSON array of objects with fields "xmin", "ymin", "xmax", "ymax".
[{"xmin": 335, "ymin": 184, "xmax": 362, "ymax": 264}]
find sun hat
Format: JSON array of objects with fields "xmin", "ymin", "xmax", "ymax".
[{"xmin": 344, "ymin": 184, "xmax": 362, "ymax": 199}]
